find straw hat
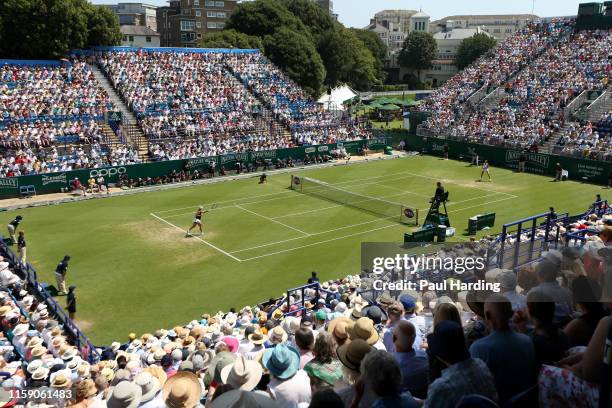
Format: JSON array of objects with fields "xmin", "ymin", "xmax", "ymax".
[
  {"xmin": 31, "ymin": 366, "xmax": 50, "ymax": 381},
  {"xmin": 220, "ymin": 355, "xmax": 263, "ymax": 391},
  {"xmin": 327, "ymin": 316, "xmax": 353, "ymax": 341},
  {"xmin": 0, "ymin": 305, "xmax": 12, "ymax": 317},
  {"xmin": 107, "ymin": 381, "xmax": 142, "ymax": 408},
  {"xmin": 247, "ymin": 330, "xmax": 267, "ymax": 346},
  {"xmin": 337, "ymin": 339, "xmax": 373, "ymax": 371},
  {"xmin": 31, "ymin": 346, "xmax": 48, "ymax": 358},
  {"xmin": 162, "ymin": 372, "xmax": 202, "ymax": 408},
  {"xmin": 267, "ymin": 326, "xmax": 287, "ymax": 344},
  {"xmin": 210, "ymin": 389, "xmax": 277, "ymax": 408},
  {"xmin": 50, "ymin": 372, "xmax": 72, "ymax": 389},
  {"xmin": 75, "ymin": 379, "xmax": 97, "ymax": 400},
  {"xmin": 347, "ymin": 317, "xmax": 379, "ymax": 345},
  {"xmin": 12, "ymin": 324, "xmax": 28, "ymax": 337},
  {"xmin": 27, "ymin": 359, "xmax": 44, "ymax": 374},
  {"xmin": 134, "ymin": 371, "xmax": 161, "ymax": 403}
]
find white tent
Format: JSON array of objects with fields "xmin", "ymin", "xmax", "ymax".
[{"xmin": 317, "ymin": 85, "xmax": 357, "ymax": 111}]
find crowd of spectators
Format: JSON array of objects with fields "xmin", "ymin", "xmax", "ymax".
[
  {"xmin": 554, "ymin": 117, "xmax": 612, "ymax": 161},
  {"xmin": 420, "ymin": 20, "xmax": 612, "ymax": 153},
  {"xmin": 1, "ymin": 61, "xmax": 114, "ymax": 122},
  {"xmin": 0, "ymin": 61, "xmax": 120, "ymax": 177},
  {"xmin": 0, "ymin": 144, "xmax": 141, "ymax": 178},
  {"xmin": 1, "ymin": 203, "xmax": 610, "ymax": 407},
  {"xmin": 419, "ymin": 19, "xmax": 572, "ymax": 129}
]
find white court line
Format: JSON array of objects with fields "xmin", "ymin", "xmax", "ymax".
[
  {"xmin": 238, "ymin": 194, "xmax": 517, "ymax": 261},
  {"xmin": 401, "ymin": 171, "xmax": 519, "ymax": 198},
  {"xmin": 446, "ymin": 195, "xmax": 517, "ymax": 214},
  {"xmin": 234, "ymin": 205, "xmax": 311, "ymax": 236},
  {"xmin": 152, "ymin": 169, "xmax": 416, "ymax": 215},
  {"xmin": 231, "ymin": 215, "xmax": 398, "ymax": 254},
  {"xmin": 239, "ymin": 223, "xmax": 402, "ymax": 262},
  {"xmin": 149, "ymin": 213, "xmax": 242, "ymax": 262}
]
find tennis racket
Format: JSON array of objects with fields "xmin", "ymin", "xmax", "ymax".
[{"xmin": 202, "ymin": 203, "xmax": 218, "ymax": 211}]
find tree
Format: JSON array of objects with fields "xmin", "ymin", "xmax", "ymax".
[
  {"xmin": 227, "ymin": 0, "xmax": 311, "ymax": 41},
  {"xmin": 456, "ymin": 33, "xmax": 497, "ymax": 70},
  {"xmin": 85, "ymin": 3, "xmax": 122, "ymax": 47},
  {"xmin": 200, "ymin": 29, "xmax": 263, "ymax": 50},
  {"xmin": 398, "ymin": 31, "xmax": 437, "ymax": 78},
  {"xmin": 350, "ymin": 28, "xmax": 388, "ymax": 84},
  {"xmin": 263, "ymin": 27, "xmax": 325, "ymax": 96},
  {"xmin": 280, "ymin": 0, "xmax": 334, "ymax": 42},
  {"xmin": 0, "ymin": 0, "xmax": 120, "ymax": 59}
]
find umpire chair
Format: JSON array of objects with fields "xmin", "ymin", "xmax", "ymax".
[{"xmin": 424, "ymin": 191, "xmax": 450, "ymax": 228}]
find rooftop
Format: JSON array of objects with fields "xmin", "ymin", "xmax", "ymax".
[{"xmin": 120, "ymin": 25, "xmax": 160, "ymax": 36}]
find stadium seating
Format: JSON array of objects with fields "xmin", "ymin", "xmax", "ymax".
[{"xmin": 420, "ymin": 20, "xmax": 612, "ymax": 153}]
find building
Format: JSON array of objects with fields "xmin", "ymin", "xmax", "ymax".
[
  {"xmin": 429, "ymin": 14, "xmax": 538, "ymax": 40},
  {"xmin": 314, "ymin": 0, "xmax": 334, "ymax": 17},
  {"xmin": 156, "ymin": 0, "xmax": 238, "ymax": 47},
  {"xmin": 120, "ymin": 25, "xmax": 161, "ymax": 47},
  {"xmin": 365, "ymin": 9, "xmax": 430, "ymax": 54},
  {"xmin": 416, "ymin": 27, "xmax": 494, "ymax": 86},
  {"xmin": 366, "ymin": 9, "xmax": 431, "ymax": 82},
  {"xmin": 106, "ymin": 3, "xmax": 159, "ymax": 31}
]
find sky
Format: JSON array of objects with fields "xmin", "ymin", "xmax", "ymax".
[{"xmin": 91, "ymin": 0, "xmax": 584, "ymax": 28}]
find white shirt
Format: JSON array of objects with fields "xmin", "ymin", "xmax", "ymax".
[{"xmin": 268, "ymin": 370, "xmax": 311, "ymax": 408}]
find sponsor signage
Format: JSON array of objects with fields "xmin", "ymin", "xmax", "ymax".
[
  {"xmin": 89, "ymin": 167, "xmax": 127, "ymax": 178},
  {"xmin": 220, "ymin": 152, "xmax": 249, "ymax": 164},
  {"xmin": 304, "ymin": 147, "xmax": 316, "ymax": 154},
  {"xmin": 251, "ymin": 150, "xmax": 277, "ymax": 160},
  {"xmin": 0, "ymin": 178, "xmax": 18, "ymax": 190},
  {"xmin": 41, "ymin": 173, "xmax": 68, "ymax": 186},
  {"xmin": 505, "ymin": 150, "xmax": 549, "ymax": 168},
  {"xmin": 317, "ymin": 146, "xmax": 329, "ymax": 152}
]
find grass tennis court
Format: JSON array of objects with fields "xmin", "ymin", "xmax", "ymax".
[{"xmin": 5, "ymin": 155, "xmax": 607, "ymax": 344}]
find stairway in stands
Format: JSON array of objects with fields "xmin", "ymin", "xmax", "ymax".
[{"xmin": 89, "ymin": 64, "xmax": 149, "ymax": 162}]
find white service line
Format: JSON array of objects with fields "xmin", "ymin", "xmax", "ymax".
[
  {"xmin": 446, "ymin": 195, "xmax": 517, "ymax": 214},
  {"xmin": 149, "ymin": 213, "xmax": 242, "ymax": 262},
  {"xmin": 239, "ymin": 223, "xmax": 402, "ymax": 262},
  {"xmin": 231, "ymin": 216, "xmax": 398, "ymax": 254},
  {"xmin": 234, "ymin": 205, "xmax": 311, "ymax": 236},
  {"xmin": 401, "ymin": 171, "xmax": 519, "ymax": 198}
]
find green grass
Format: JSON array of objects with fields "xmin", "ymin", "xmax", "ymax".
[
  {"xmin": 371, "ymin": 120, "xmax": 404, "ymax": 129},
  {"xmin": 5, "ymin": 155, "xmax": 607, "ymax": 344}
]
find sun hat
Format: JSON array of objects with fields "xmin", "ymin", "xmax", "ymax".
[
  {"xmin": 31, "ymin": 346, "xmax": 48, "ymax": 358},
  {"xmin": 100, "ymin": 367, "xmax": 115, "ymax": 382},
  {"xmin": 347, "ymin": 317, "xmax": 379, "ymax": 345},
  {"xmin": 67, "ymin": 356, "xmax": 82, "ymax": 371},
  {"xmin": 262, "ymin": 344, "xmax": 300, "ymax": 380},
  {"xmin": 327, "ymin": 316, "xmax": 353, "ymax": 341},
  {"xmin": 162, "ymin": 371, "xmax": 202, "ymax": 408},
  {"xmin": 211, "ymin": 389, "xmax": 278, "ymax": 408},
  {"xmin": 0, "ymin": 306, "xmax": 12, "ymax": 317},
  {"xmin": 134, "ymin": 371, "xmax": 161, "ymax": 403},
  {"xmin": 208, "ymin": 351, "xmax": 238, "ymax": 384},
  {"xmin": 27, "ymin": 359, "xmax": 44, "ymax": 374},
  {"xmin": 12, "ymin": 323, "xmax": 28, "ymax": 337},
  {"xmin": 222, "ymin": 336, "xmax": 239, "ymax": 353},
  {"xmin": 32, "ymin": 366, "xmax": 50, "ymax": 381},
  {"xmin": 248, "ymin": 330, "xmax": 267, "ymax": 346},
  {"xmin": 74, "ymin": 379, "xmax": 97, "ymax": 400},
  {"xmin": 143, "ymin": 366, "xmax": 167, "ymax": 388},
  {"xmin": 337, "ymin": 339, "xmax": 373, "ymax": 371},
  {"xmin": 61, "ymin": 348, "xmax": 78, "ymax": 361},
  {"xmin": 267, "ymin": 326, "xmax": 288, "ymax": 344},
  {"xmin": 112, "ymin": 369, "xmax": 132, "ymax": 385},
  {"xmin": 361, "ymin": 305, "xmax": 387, "ymax": 324},
  {"xmin": 220, "ymin": 355, "xmax": 263, "ymax": 391},
  {"xmin": 77, "ymin": 362, "xmax": 91, "ymax": 379},
  {"xmin": 50, "ymin": 372, "xmax": 72, "ymax": 389},
  {"xmin": 107, "ymin": 380, "xmax": 142, "ymax": 408}
]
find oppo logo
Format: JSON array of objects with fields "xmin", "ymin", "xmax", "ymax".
[{"xmin": 89, "ymin": 167, "xmax": 127, "ymax": 178}]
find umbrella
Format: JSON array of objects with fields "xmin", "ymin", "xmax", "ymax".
[
  {"xmin": 379, "ymin": 104, "xmax": 401, "ymax": 110},
  {"xmin": 374, "ymin": 97, "xmax": 393, "ymax": 105}
]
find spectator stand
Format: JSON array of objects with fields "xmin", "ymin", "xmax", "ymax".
[{"xmin": 0, "ymin": 236, "xmax": 100, "ymax": 363}]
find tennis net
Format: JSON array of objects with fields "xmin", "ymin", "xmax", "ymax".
[{"xmin": 290, "ymin": 175, "xmax": 418, "ymax": 225}]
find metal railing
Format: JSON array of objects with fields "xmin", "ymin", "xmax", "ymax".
[
  {"xmin": 564, "ymin": 90, "xmax": 590, "ymax": 117},
  {"xmin": 0, "ymin": 238, "xmax": 100, "ymax": 363}
]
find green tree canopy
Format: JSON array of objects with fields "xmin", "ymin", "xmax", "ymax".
[
  {"xmin": 350, "ymin": 28, "xmax": 388, "ymax": 84},
  {"xmin": 263, "ymin": 27, "xmax": 326, "ymax": 96},
  {"xmin": 398, "ymin": 31, "xmax": 437, "ymax": 76},
  {"xmin": 0, "ymin": 0, "xmax": 120, "ymax": 59},
  {"xmin": 227, "ymin": 0, "xmax": 311, "ymax": 40},
  {"xmin": 456, "ymin": 33, "xmax": 497, "ymax": 70},
  {"xmin": 280, "ymin": 0, "xmax": 335, "ymax": 42},
  {"xmin": 200, "ymin": 29, "xmax": 263, "ymax": 50}
]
